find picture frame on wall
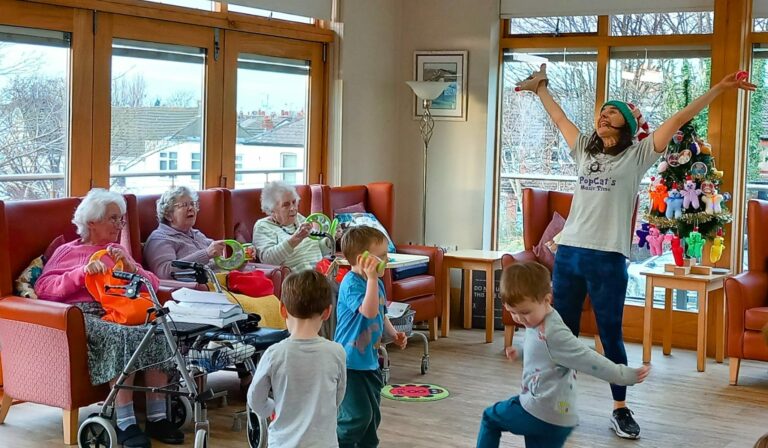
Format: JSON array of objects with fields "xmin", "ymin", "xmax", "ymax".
[{"xmin": 413, "ymin": 50, "xmax": 468, "ymax": 121}]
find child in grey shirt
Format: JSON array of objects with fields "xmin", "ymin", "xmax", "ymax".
[
  {"xmin": 476, "ymin": 262, "xmax": 650, "ymax": 448},
  {"xmin": 247, "ymin": 270, "xmax": 346, "ymax": 448}
]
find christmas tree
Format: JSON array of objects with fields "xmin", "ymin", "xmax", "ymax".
[{"xmin": 643, "ymin": 118, "xmax": 731, "ymax": 264}]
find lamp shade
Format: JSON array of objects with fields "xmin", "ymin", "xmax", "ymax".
[{"xmin": 407, "ymin": 81, "xmax": 451, "ymax": 101}]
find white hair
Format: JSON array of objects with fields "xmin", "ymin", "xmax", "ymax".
[
  {"xmin": 156, "ymin": 186, "xmax": 199, "ymax": 224},
  {"xmin": 72, "ymin": 188, "xmax": 126, "ymax": 240},
  {"xmin": 261, "ymin": 181, "xmax": 300, "ymax": 214}
]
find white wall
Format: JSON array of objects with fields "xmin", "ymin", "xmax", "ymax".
[
  {"xmin": 395, "ymin": 0, "xmax": 498, "ymax": 248},
  {"xmin": 335, "ymin": 0, "xmax": 401, "ymax": 186},
  {"xmin": 332, "ymin": 0, "xmax": 498, "ymax": 248}
]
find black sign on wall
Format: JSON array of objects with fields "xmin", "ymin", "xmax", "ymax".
[{"xmin": 460, "ymin": 269, "xmax": 504, "ymax": 331}]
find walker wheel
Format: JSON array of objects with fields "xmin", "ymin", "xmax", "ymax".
[
  {"xmin": 78, "ymin": 416, "xmax": 117, "ymax": 448},
  {"xmin": 421, "ymin": 355, "xmax": 429, "ymax": 375},
  {"xmin": 194, "ymin": 429, "xmax": 208, "ymax": 448},
  {"xmin": 247, "ymin": 405, "xmax": 269, "ymax": 448},
  {"xmin": 169, "ymin": 395, "xmax": 192, "ymax": 429}
]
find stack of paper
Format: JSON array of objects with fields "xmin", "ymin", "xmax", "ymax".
[
  {"xmin": 386, "ymin": 301, "xmax": 410, "ymax": 319},
  {"xmin": 168, "ymin": 288, "xmax": 247, "ymax": 327}
]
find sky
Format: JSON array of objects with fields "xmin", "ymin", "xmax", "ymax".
[{"xmin": 0, "ymin": 43, "xmax": 308, "ymax": 114}]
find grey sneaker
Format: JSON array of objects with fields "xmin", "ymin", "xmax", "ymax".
[{"xmin": 611, "ymin": 407, "xmax": 640, "ymax": 439}]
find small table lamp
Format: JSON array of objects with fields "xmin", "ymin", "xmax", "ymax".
[{"xmin": 407, "ymin": 81, "xmax": 450, "ymax": 245}]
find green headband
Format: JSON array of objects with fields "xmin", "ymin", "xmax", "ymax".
[{"xmin": 602, "ymin": 100, "xmax": 637, "ymax": 135}]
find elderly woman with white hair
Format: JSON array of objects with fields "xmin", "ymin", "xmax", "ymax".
[
  {"xmin": 35, "ymin": 189, "xmax": 184, "ymax": 448},
  {"xmin": 144, "ymin": 186, "xmax": 226, "ymax": 279},
  {"xmin": 253, "ymin": 180, "xmax": 334, "ymax": 272}
]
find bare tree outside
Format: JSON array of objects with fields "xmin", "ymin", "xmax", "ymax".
[{"xmin": 0, "ymin": 43, "xmax": 67, "ymax": 201}]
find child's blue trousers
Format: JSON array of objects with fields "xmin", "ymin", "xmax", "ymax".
[{"xmin": 476, "ymin": 396, "xmax": 573, "ymax": 448}]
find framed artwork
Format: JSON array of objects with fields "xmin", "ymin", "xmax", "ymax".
[{"xmin": 413, "ymin": 50, "xmax": 468, "ymax": 121}]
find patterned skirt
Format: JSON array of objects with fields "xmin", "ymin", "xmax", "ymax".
[{"xmin": 77, "ymin": 302, "xmax": 174, "ymax": 385}]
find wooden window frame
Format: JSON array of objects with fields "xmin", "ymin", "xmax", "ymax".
[
  {"xmin": 222, "ymin": 31, "xmax": 326, "ymax": 188},
  {"xmin": 1, "ymin": 0, "xmax": 331, "ymax": 196}
]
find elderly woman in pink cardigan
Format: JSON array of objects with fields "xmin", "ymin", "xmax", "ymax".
[
  {"xmin": 143, "ymin": 186, "xmax": 226, "ymax": 279},
  {"xmin": 35, "ymin": 189, "xmax": 184, "ymax": 448}
]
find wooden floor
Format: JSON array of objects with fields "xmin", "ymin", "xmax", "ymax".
[{"xmin": 1, "ymin": 329, "xmax": 768, "ymax": 447}]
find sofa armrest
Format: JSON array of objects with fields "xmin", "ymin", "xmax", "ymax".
[
  {"xmin": 725, "ymin": 271, "xmax": 768, "ymax": 357},
  {"xmin": 501, "ymin": 250, "xmax": 538, "ymax": 267},
  {"xmin": 0, "ymin": 296, "xmax": 95, "ymax": 405},
  {"xmin": 395, "ymin": 244, "xmax": 443, "ymax": 277}
]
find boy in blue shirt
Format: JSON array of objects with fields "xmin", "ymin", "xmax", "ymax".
[{"xmin": 335, "ymin": 226, "xmax": 407, "ymax": 447}]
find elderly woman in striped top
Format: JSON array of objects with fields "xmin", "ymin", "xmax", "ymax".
[{"xmin": 253, "ymin": 181, "xmax": 334, "ymax": 272}]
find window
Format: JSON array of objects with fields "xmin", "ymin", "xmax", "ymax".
[
  {"xmin": 508, "ymin": 16, "xmax": 598, "ymax": 35},
  {"xmin": 497, "ymin": 49, "xmax": 597, "ymax": 251},
  {"xmin": 109, "ymin": 39, "xmax": 205, "ymax": 194},
  {"xmin": 608, "ymin": 47, "xmax": 711, "ymax": 309},
  {"xmin": 756, "ymin": 0, "xmax": 768, "ymax": 32},
  {"xmin": 159, "ymin": 151, "xmax": 177, "ymax": 171},
  {"xmin": 235, "ymin": 154, "xmax": 243, "ymax": 182},
  {"xmin": 610, "ymin": 11, "xmax": 714, "ymax": 36},
  {"xmin": 228, "ymin": 5, "xmax": 314, "ymax": 23},
  {"xmin": 0, "ymin": 25, "xmax": 70, "ymax": 201},
  {"xmin": 191, "ymin": 152, "xmax": 200, "ymax": 180},
  {"xmin": 743, "ymin": 44, "xmax": 768, "ymax": 268},
  {"xmin": 234, "ymin": 53, "xmax": 309, "ymax": 188},
  {"xmin": 281, "ymin": 152, "xmax": 297, "ymax": 184}
]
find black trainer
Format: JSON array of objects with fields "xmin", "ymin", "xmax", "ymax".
[
  {"xmin": 611, "ymin": 407, "xmax": 640, "ymax": 439},
  {"xmin": 145, "ymin": 418, "xmax": 185, "ymax": 445},
  {"xmin": 116, "ymin": 424, "xmax": 152, "ymax": 448}
]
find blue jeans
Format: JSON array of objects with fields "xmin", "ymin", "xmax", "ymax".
[
  {"xmin": 552, "ymin": 245, "xmax": 629, "ymax": 401},
  {"xmin": 476, "ymin": 396, "xmax": 573, "ymax": 448}
]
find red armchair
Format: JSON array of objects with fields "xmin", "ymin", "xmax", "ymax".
[
  {"xmin": 222, "ymin": 185, "xmax": 314, "ymax": 245},
  {"xmin": 0, "ymin": 197, "xmax": 109, "ymax": 445},
  {"xmin": 313, "ymin": 182, "xmax": 443, "ymax": 340},
  {"xmin": 500, "ymin": 188, "xmax": 632, "ymax": 348},
  {"xmin": 725, "ymin": 199, "xmax": 768, "ymax": 385},
  {"xmin": 130, "ymin": 189, "xmax": 288, "ymax": 298}
]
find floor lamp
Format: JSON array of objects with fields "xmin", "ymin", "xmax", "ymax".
[{"xmin": 407, "ymin": 81, "xmax": 450, "ymax": 245}]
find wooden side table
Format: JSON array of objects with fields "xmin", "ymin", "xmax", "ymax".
[
  {"xmin": 641, "ymin": 270, "xmax": 728, "ymax": 372},
  {"xmin": 442, "ymin": 250, "xmax": 506, "ymax": 343}
]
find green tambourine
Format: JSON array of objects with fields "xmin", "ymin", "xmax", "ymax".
[
  {"xmin": 305, "ymin": 213, "xmax": 339, "ymax": 241},
  {"xmin": 214, "ymin": 239, "xmax": 247, "ymax": 271}
]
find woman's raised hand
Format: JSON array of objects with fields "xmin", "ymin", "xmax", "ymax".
[
  {"xmin": 515, "ymin": 63, "xmax": 549, "ymax": 93},
  {"xmin": 289, "ymin": 222, "xmax": 312, "ymax": 246},
  {"xmin": 207, "ymin": 240, "xmax": 227, "ymax": 258},
  {"xmin": 717, "ymin": 71, "xmax": 757, "ymax": 92}
]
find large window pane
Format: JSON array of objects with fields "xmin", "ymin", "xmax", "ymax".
[
  {"xmin": 497, "ymin": 49, "xmax": 597, "ymax": 252},
  {"xmin": 235, "ymin": 54, "xmax": 309, "ymax": 188},
  {"xmin": 609, "ymin": 48, "xmax": 711, "ymax": 309},
  {"xmin": 508, "ymin": 16, "xmax": 597, "ymax": 35},
  {"xmin": 611, "ymin": 11, "xmax": 714, "ymax": 36},
  {"xmin": 743, "ymin": 44, "xmax": 768, "ymax": 269},
  {"xmin": 756, "ymin": 0, "xmax": 768, "ymax": 32},
  {"xmin": 109, "ymin": 39, "xmax": 205, "ymax": 194},
  {"xmin": 0, "ymin": 26, "xmax": 70, "ymax": 201}
]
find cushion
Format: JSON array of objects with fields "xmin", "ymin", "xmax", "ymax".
[
  {"xmin": 43, "ymin": 232, "xmax": 78, "ymax": 260},
  {"xmin": 532, "ymin": 212, "xmax": 566, "ymax": 271},
  {"xmin": 392, "ymin": 262, "xmax": 429, "ymax": 281},
  {"xmin": 14, "ymin": 255, "xmax": 46, "ymax": 299},
  {"xmin": 335, "ymin": 212, "xmax": 396, "ymax": 253},
  {"xmin": 334, "ymin": 201, "xmax": 366, "ymax": 215}
]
